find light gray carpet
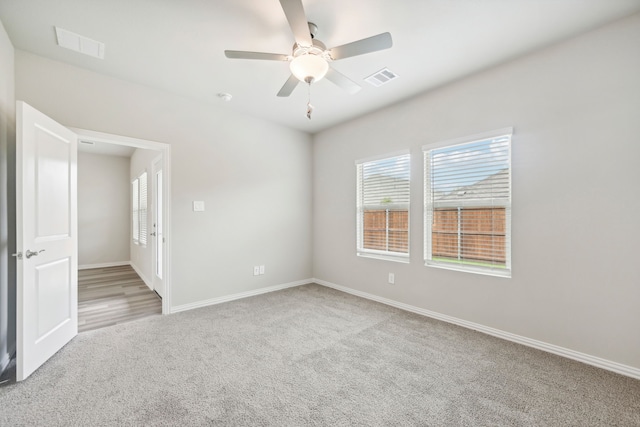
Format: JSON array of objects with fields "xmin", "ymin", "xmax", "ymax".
[{"xmin": 1, "ymin": 284, "xmax": 638, "ymax": 426}]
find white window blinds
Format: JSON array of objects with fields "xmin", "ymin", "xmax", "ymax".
[
  {"xmin": 424, "ymin": 129, "xmax": 512, "ymax": 277},
  {"xmin": 132, "ymin": 172, "xmax": 148, "ymax": 246},
  {"xmin": 132, "ymin": 179, "xmax": 139, "ymax": 243},
  {"xmin": 356, "ymin": 152, "xmax": 410, "ymax": 262}
]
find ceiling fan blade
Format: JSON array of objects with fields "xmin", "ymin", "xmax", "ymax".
[
  {"xmin": 325, "ymin": 67, "xmax": 361, "ymax": 94},
  {"xmin": 279, "ymin": 0, "xmax": 313, "ymax": 47},
  {"xmin": 329, "ymin": 32, "xmax": 393, "ymax": 60},
  {"xmin": 277, "ymin": 74, "xmax": 300, "ymax": 97},
  {"xmin": 225, "ymin": 51, "xmax": 289, "ymax": 61}
]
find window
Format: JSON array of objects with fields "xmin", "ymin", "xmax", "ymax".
[
  {"xmin": 423, "ymin": 129, "xmax": 512, "ymax": 277},
  {"xmin": 356, "ymin": 152, "xmax": 410, "ymax": 262},
  {"xmin": 132, "ymin": 171, "xmax": 148, "ymax": 246},
  {"xmin": 132, "ymin": 179, "xmax": 139, "ymax": 243}
]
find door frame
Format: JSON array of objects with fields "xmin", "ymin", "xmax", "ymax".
[{"xmin": 70, "ymin": 128, "xmax": 172, "ymax": 314}]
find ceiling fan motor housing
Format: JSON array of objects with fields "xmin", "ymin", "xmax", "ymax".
[{"xmin": 291, "ymin": 39, "xmax": 328, "ymax": 59}]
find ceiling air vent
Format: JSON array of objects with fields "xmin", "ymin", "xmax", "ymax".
[
  {"xmin": 364, "ymin": 68, "xmax": 398, "ymax": 87},
  {"xmin": 55, "ymin": 27, "xmax": 105, "ymax": 59}
]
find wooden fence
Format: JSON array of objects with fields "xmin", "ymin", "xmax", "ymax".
[
  {"xmin": 362, "ymin": 207, "xmax": 505, "ymax": 263},
  {"xmin": 363, "ymin": 210, "xmax": 409, "ymax": 253},
  {"xmin": 432, "ymin": 207, "xmax": 506, "ymax": 263}
]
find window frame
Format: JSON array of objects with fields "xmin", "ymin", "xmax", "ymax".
[
  {"xmin": 356, "ymin": 150, "xmax": 411, "ymax": 264},
  {"xmin": 423, "ymin": 128, "xmax": 512, "ymax": 277}
]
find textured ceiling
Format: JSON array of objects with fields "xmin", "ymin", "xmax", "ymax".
[{"xmin": 1, "ymin": 0, "xmax": 639, "ymax": 133}]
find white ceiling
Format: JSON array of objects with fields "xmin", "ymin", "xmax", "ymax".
[{"xmin": 1, "ymin": 0, "xmax": 639, "ymax": 134}]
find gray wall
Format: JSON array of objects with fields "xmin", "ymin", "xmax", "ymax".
[
  {"xmin": 78, "ymin": 152, "xmax": 130, "ymax": 268},
  {"xmin": 0, "ymin": 18, "xmax": 15, "ymax": 373},
  {"xmin": 15, "ymin": 50, "xmax": 313, "ymax": 308},
  {"xmin": 312, "ymin": 14, "xmax": 640, "ymax": 369}
]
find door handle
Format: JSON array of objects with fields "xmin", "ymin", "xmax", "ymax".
[
  {"xmin": 150, "ymin": 232, "xmax": 156, "ymax": 236},
  {"xmin": 25, "ymin": 249, "xmax": 45, "ymax": 259}
]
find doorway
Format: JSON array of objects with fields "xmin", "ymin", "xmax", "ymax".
[
  {"xmin": 77, "ymin": 143, "xmax": 163, "ymax": 331},
  {"xmin": 72, "ymin": 128, "xmax": 172, "ymax": 315}
]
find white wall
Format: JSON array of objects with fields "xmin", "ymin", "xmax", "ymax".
[
  {"xmin": 0, "ymin": 18, "xmax": 15, "ymax": 373},
  {"xmin": 15, "ymin": 51, "xmax": 313, "ymax": 308},
  {"xmin": 77, "ymin": 152, "xmax": 130, "ymax": 268},
  {"xmin": 313, "ymin": 14, "xmax": 640, "ymax": 370},
  {"xmin": 130, "ymin": 148, "xmax": 161, "ymax": 287}
]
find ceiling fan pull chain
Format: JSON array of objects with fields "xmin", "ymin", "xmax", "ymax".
[{"xmin": 306, "ymin": 82, "xmax": 313, "ymax": 120}]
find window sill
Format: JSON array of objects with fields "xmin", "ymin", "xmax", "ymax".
[
  {"xmin": 358, "ymin": 252, "xmax": 410, "ymax": 264},
  {"xmin": 425, "ymin": 261, "xmax": 511, "ymax": 278}
]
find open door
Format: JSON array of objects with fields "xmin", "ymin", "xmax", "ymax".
[
  {"xmin": 16, "ymin": 101, "xmax": 78, "ymax": 381},
  {"xmin": 151, "ymin": 157, "xmax": 164, "ymax": 298}
]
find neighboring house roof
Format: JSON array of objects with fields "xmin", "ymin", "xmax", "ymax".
[
  {"xmin": 362, "ymin": 174, "xmax": 410, "ymax": 207},
  {"xmin": 360, "ymin": 169, "xmax": 508, "ymax": 207},
  {"xmin": 433, "ymin": 169, "xmax": 509, "ymax": 203}
]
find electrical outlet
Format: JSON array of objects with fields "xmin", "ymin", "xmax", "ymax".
[
  {"xmin": 259, "ymin": 265, "xmax": 265, "ymax": 275},
  {"xmin": 253, "ymin": 266, "xmax": 260, "ymax": 276},
  {"xmin": 388, "ymin": 273, "xmax": 395, "ymax": 284}
]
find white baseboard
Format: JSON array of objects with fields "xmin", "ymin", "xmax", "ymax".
[
  {"xmin": 313, "ymin": 278, "xmax": 640, "ymax": 380},
  {"xmin": 170, "ymin": 278, "xmax": 312, "ymax": 314},
  {"xmin": 130, "ymin": 262, "xmax": 153, "ymax": 290},
  {"xmin": 78, "ymin": 261, "xmax": 131, "ymax": 270}
]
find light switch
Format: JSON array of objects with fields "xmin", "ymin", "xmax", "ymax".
[{"xmin": 193, "ymin": 201, "xmax": 205, "ymax": 212}]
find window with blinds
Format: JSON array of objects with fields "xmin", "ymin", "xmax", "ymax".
[
  {"xmin": 132, "ymin": 171, "xmax": 148, "ymax": 246},
  {"xmin": 132, "ymin": 178, "xmax": 139, "ymax": 243},
  {"xmin": 356, "ymin": 152, "xmax": 410, "ymax": 262},
  {"xmin": 423, "ymin": 129, "xmax": 512, "ymax": 277},
  {"xmin": 138, "ymin": 172, "xmax": 148, "ymax": 246}
]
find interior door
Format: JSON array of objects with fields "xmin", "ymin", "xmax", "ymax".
[
  {"xmin": 16, "ymin": 101, "xmax": 78, "ymax": 381},
  {"xmin": 151, "ymin": 157, "xmax": 164, "ymax": 297}
]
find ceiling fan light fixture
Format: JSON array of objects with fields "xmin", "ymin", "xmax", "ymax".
[{"xmin": 290, "ymin": 53, "xmax": 328, "ymax": 83}]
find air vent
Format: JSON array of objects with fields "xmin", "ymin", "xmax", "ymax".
[
  {"xmin": 55, "ymin": 27, "xmax": 105, "ymax": 59},
  {"xmin": 364, "ymin": 68, "xmax": 398, "ymax": 87}
]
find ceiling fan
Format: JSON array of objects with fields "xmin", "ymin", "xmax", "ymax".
[{"xmin": 224, "ymin": 0, "xmax": 393, "ymax": 115}]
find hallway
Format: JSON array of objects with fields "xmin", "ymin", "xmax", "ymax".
[{"xmin": 78, "ymin": 265, "xmax": 161, "ymax": 332}]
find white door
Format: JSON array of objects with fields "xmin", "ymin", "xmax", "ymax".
[
  {"xmin": 16, "ymin": 101, "xmax": 78, "ymax": 381},
  {"xmin": 151, "ymin": 157, "xmax": 164, "ymax": 297}
]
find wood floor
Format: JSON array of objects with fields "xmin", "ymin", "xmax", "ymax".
[{"xmin": 78, "ymin": 265, "xmax": 162, "ymax": 333}]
